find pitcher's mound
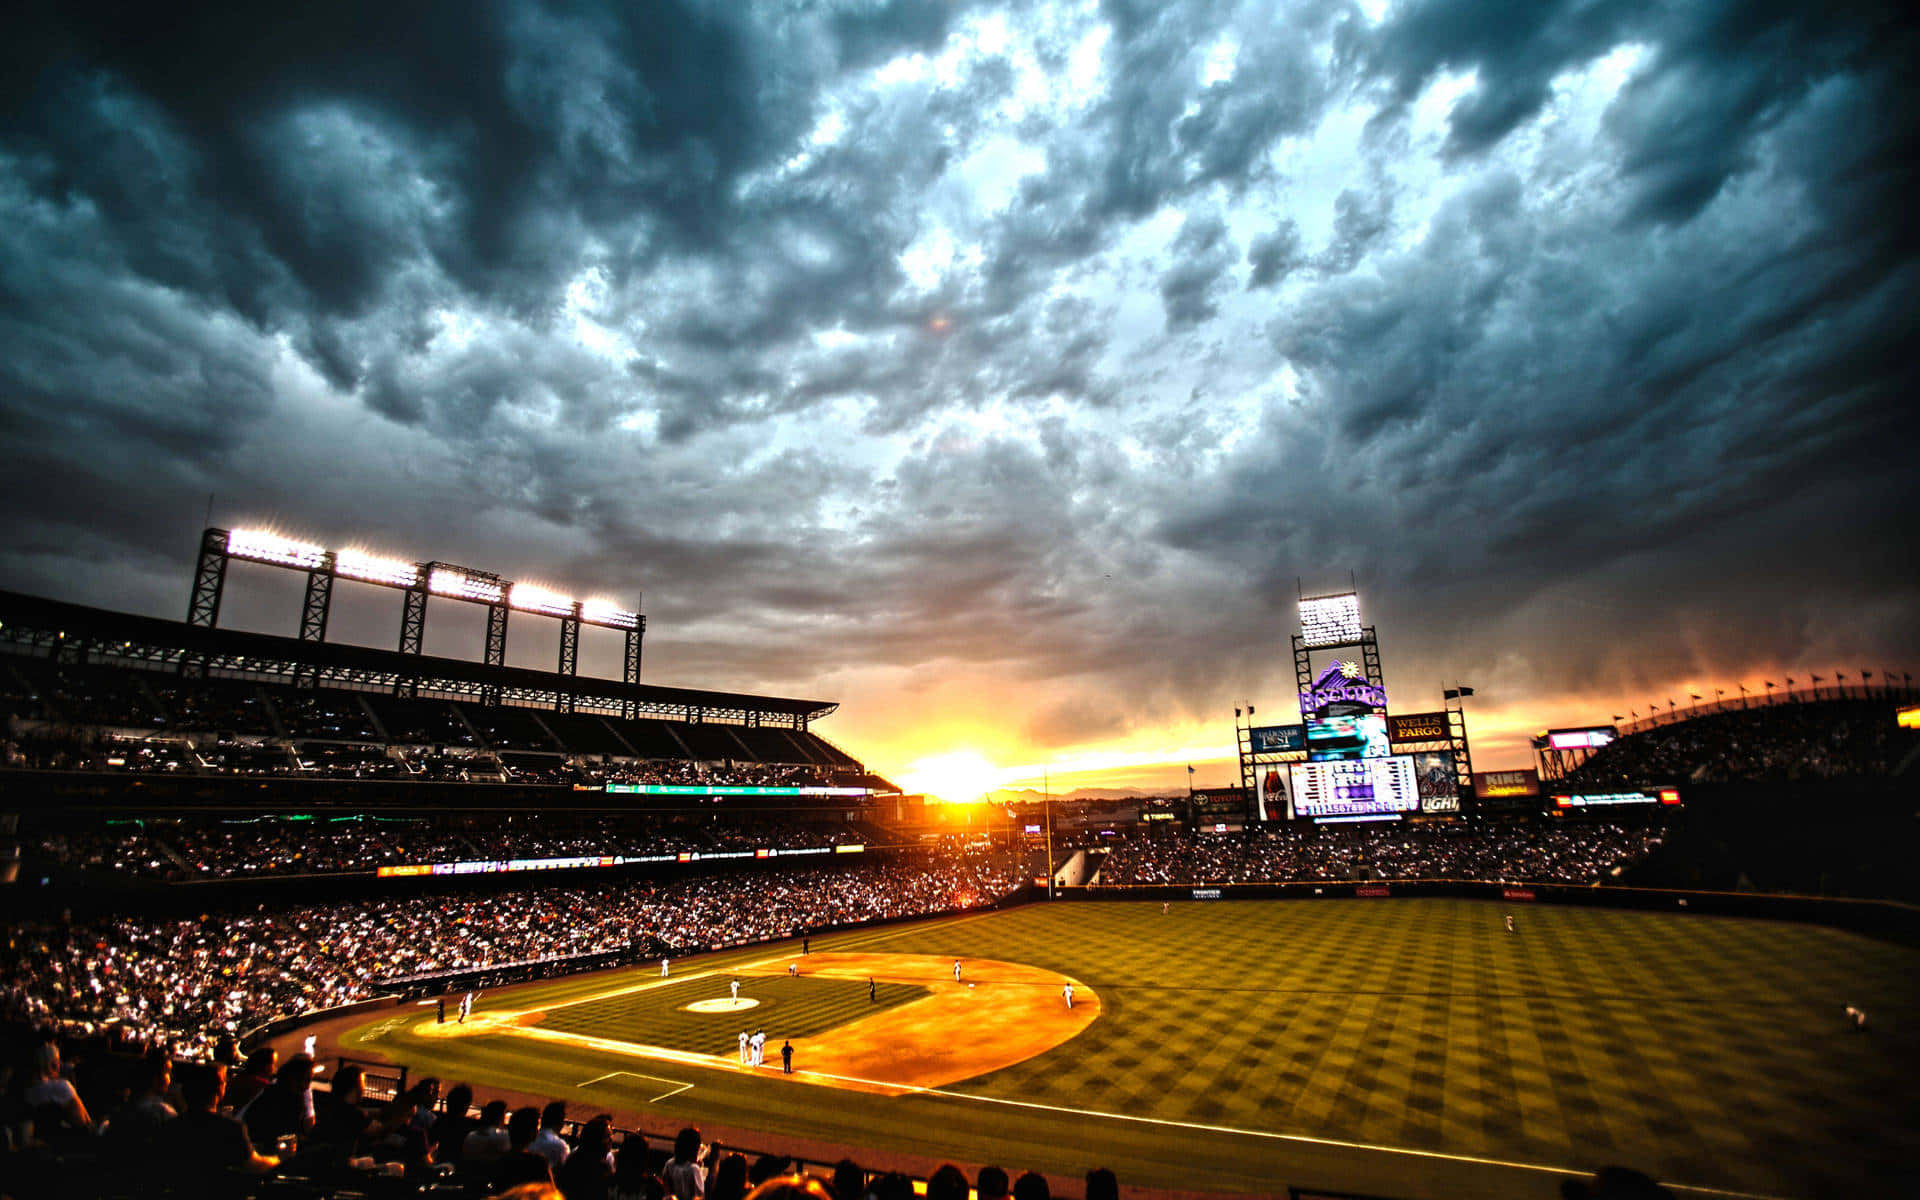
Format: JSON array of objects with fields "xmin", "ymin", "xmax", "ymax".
[{"xmin": 685, "ymin": 997, "xmax": 760, "ymax": 1013}]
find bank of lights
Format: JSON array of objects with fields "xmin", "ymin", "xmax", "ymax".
[
  {"xmin": 336, "ymin": 549, "xmax": 420, "ymax": 588},
  {"xmin": 224, "ymin": 528, "xmax": 637, "ymax": 627},
  {"xmin": 427, "ymin": 567, "xmax": 505, "ymax": 605},
  {"xmin": 227, "ymin": 529, "xmax": 327, "ymax": 571},
  {"xmin": 581, "ymin": 597, "xmax": 639, "ymax": 630},
  {"xmin": 509, "ymin": 582, "xmax": 575, "ymax": 618}
]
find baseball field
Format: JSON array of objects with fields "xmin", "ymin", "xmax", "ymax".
[{"xmin": 327, "ymin": 898, "xmax": 1919, "ymax": 1199}]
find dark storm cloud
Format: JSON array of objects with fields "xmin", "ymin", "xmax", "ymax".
[
  {"xmin": 1159, "ymin": 211, "xmax": 1234, "ymax": 329},
  {"xmin": 0, "ymin": 0, "xmax": 1915, "ymax": 771},
  {"xmin": 1246, "ymin": 220, "xmax": 1304, "ymax": 290}
]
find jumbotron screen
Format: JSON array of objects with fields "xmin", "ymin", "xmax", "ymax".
[
  {"xmin": 1306, "ymin": 713, "xmax": 1391, "ymax": 760},
  {"xmin": 1288, "ymin": 756, "xmax": 1420, "ymax": 820}
]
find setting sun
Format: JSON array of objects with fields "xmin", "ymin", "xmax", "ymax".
[{"xmin": 895, "ymin": 749, "xmax": 1008, "ymax": 804}]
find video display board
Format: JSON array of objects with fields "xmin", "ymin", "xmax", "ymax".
[
  {"xmin": 1248, "ymin": 724, "xmax": 1308, "ymax": 754},
  {"xmin": 1288, "ymin": 755, "xmax": 1420, "ymax": 819},
  {"xmin": 1299, "ymin": 592, "xmax": 1362, "ymax": 647},
  {"xmin": 1306, "ymin": 713, "xmax": 1392, "ymax": 760},
  {"xmin": 1387, "ymin": 712, "xmax": 1449, "ymax": 743},
  {"xmin": 1411, "ymin": 750, "xmax": 1459, "ymax": 813}
]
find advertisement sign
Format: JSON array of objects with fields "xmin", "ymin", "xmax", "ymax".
[
  {"xmin": 1288, "ymin": 756, "xmax": 1420, "ymax": 819},
  {"xmin": 1299, "ymin": 592, "xmax": 1362, "ymax": 647},
  {"xmin": 1411, "ymin": 750, "xmax": 1459, "ymax": 813},
  {"xmin": 1299, "ymin": 659, "xmax": 1388, "ymax": 716},
  {"xmin": 1387, "ymin": 712, "xmax": 1449, "ymax": 743},
  {"xmin": 1551, "ymin": 791, "xmax": 1660, "ymax": 807},
  {"xmin": 1502, "ymin": 888, "xmax": 1536, "ymax": 901},
  {"xmin": 1546, "ymin": 727, "xmax": 1618, "ymax": 750},
  {"xmin": 1306, "ymin": 713, "xmax": 1392, "ymax": 760},
  {"xmin": 1473, "ymin": 769, "xmax": 1541, "ymax": 798},
  {"xmin": 1248, "ymin": 724, "xmax": 1308, "ymax": 754},
  {"xmin": 1355, "ymin": 885, "xmax": 1391, "ymax": 897},
  {"xmin": 1256, "ymin": 766, "xmax": 1288, "ymax": 822}
]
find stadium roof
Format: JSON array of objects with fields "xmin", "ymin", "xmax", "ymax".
[{"xmin": 0, "ymin": 589, "xmax": 836, "ymax": 723}]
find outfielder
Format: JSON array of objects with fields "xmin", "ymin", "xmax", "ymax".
[
  {"xmin": 1062, "ymin": 982, "xmax": 1074, "ymax": 1009},
  {"xmin": 660, "ymin": 957, "xmax": 671, "ymax": 978},
  {"xmin": 953, "ymin": 959, "xmax": 962, "ymax": 982}
]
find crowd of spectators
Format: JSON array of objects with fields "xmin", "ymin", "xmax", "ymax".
[
  {"xmin": 1093, "ymin": 823, "xmax": 1664, "ymax": 886},
  {"xmin": 2, "ymin": 1016, "xmax": 1130, "ymax": 1200},
  {"xmin": 0, "ymin": 848, "xmax": 1030, "ymax": 1057},
  {"xmin": 2, "ymin": 729, "xmax": 879, "ymax": 790},
  {"xmin": 1565, "ymin": 700, "xmax": 1916, "ymax": 788},
  {"xmin": 22, "ymin": 814, "xmax": 889, "ymax": 880}
]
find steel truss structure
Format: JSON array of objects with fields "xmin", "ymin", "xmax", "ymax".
[
  {"xmin": 182, "ymin": 528, "xmax": 648, "ymax": 708},
  {"xmin": 4, "ymin": 589, "xmax": 832, "ymax": 729}
]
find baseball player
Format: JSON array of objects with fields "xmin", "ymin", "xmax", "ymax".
[
  {"xmin": 1062, "ymin": 982, "xmax": 1074, "ymax": 1009},
  {"xmin": 1505, "ymin": 915, "xmax": 1515, "ymax": 934},
  {"xmin": 953, "ymin": 959, "xmax": 962, "ymax": 982},
  {"xmin": 303, "ymin": 1034, "xmax": 317, "ymax": 1059},
  {"xmin": 660, "ymin": 957, "xmax": 671, "ymax": 978},
  {"xmin": 730, "ymin": 978, "xmax": 740, "ymax": 1001},
  {"xmin": 781, "ymin": 1041, "xmax": 794, "ymax": 1074},
  {"xmin": 738, "ymin": 1031, "xmax": 749, "ymax": 1064},
  {"xmin": 750, "ymin": 1029, "xmax": 766, "ymax": 1066},
  {"xmin": 787, "ymin": 962, "xmax": 797, "ymax": 977},
  {"xmin": 868, "ymin": 977, "xmax": 876, "ymax": 1003},
  {"xmin": 1845, "ymin": 1005, "xmax": 1868, "ymax": 1031},
  {"xmin": 459, "ymin": 992, "xmax": 473, "ymax": 1024}
]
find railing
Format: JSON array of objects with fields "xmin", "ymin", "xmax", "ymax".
[{"xmin": 1614, "ymin": 681, "xmax": 1917, "ymax": 735}]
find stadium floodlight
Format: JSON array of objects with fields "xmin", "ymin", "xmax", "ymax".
[
  {"xmin": 427, "ymin": 566, "xmax": 505, "ymax": 604},
  {"xmin": 335, "ymin": 548, "xmax": 420, "ymax": 588},
  {"xmin": 581, "ymin": 597, "xmax": 639, "ymax": 630},
  {"xmin": 227, "ymin": 529, "xmax": 328, "ymax": 571},
  {"xmin": 1299, "ymin": 591, "xmax": 1362, "ymax": 647},
  {"xmin": 509, "ymin": 582, "xmax": 575, "ymax": 618}
]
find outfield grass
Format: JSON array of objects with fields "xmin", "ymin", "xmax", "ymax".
[{"xmin": 340, "ymin": 899, "xmax": 1920, "ymax": 1198}]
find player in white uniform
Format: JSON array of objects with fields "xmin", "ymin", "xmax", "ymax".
[
  {"xmin": 458, "ymin": 992, "xmax": 473, "ymax": 1023},
  {"xmin": 660, "ymin": 957, "xmax": 671, "ymax": 978},
  {"xmin": 1062, "ymin": 982, "xmax": 1074, "ymax": 1009},
  {"xmin": 1505, "ymin": 915, "xmax": 1515, "ymax": 933},
  {"xmin": 952, "ymin": 959, "xmax": 962, "ymax": 982},
  {"xmin": 729, "ymin": 978, "xmax": 739, "ymax": 1001},
  {"xmin": 303, "ymin": 1034, "xmax": 317, "ymax": 1059},
  {"xmin": 750, "ymin": 1030, "xmax": 766, "ymax": 1066},
  {"xmin": 738, "ymin": 1031, "xmax": 749, "ymax": 1063}
]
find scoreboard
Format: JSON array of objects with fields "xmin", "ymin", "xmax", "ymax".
[{"xmin": 1288, "ymin": 756, "xmax": 1421, "ymax": 820}]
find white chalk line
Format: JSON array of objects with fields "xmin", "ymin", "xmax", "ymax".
[
  {"xmin": 776, "ymin": 1066, "xmax": 1789, "ymax": 1200},
  {"xmin": 575, "ymin": 1069, "xmax": 695, "ymax": 1103}
]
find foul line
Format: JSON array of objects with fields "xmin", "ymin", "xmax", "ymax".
[
  {"xmin": 778, "ymin": 1067, "xmax": 1788, "ymax": 1200},
  {"xmin": 575, "ymin": 1069, "xmax": 694, "ymax": 1103}
]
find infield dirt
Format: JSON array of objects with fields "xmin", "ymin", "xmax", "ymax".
[{"xmin": 413, "ymin": 951, "xmax": 1098, "ymax": 1095}]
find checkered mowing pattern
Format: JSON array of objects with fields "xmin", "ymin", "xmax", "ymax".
[
  {"xmin": 360, "ymin": 900, "xmax": 1918, "ymax": 1197},
  {"xmin": 869, "ymin": 899, "xmax": 1920, "ymax": 1197}
]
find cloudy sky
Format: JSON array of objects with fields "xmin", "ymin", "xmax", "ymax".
[{"xmin": 2, "ymin": 0, "xmax": 1915, "ymax": 795}]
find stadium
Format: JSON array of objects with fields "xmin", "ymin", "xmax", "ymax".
[{"xmin": 3, "ymin": 536, "xmax": 1916, "ymax": 1200}]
